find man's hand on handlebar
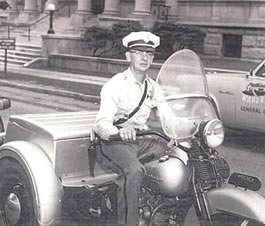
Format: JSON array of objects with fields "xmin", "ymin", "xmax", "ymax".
[
  {"xmin": 108, "ymin": 129, "xmax": 170, "ymax": 143},
  {"xmin": 119, "ymin": 126, "xmax": 136, "ymax": 141}
]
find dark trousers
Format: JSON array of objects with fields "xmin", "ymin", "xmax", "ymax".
[{"xmin": 97, "ymin": 138, "xmax": 170, "ymax": 226}]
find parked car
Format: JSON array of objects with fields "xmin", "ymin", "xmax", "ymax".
[{"xmin": 206, "ymin": 59, "xmax": 265, "ymax": 133}]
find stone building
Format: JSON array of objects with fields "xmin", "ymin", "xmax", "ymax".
[
  {"xmin": 2, "ymin": 0, "xmax": 265, "ymax": 60},
  {"xmin": 3, "ymin": 0, "xmax": 178, "ymax": 22}
]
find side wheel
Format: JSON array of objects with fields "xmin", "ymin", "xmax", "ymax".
[
  {"xmin": 211, "ymin": 214, "xmax": 265, "ymax": 226},
  {"xmin": 0, "ymin": 158, "xmax": 38, "ymax": 226}
]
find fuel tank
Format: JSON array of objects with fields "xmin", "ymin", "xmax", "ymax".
[{"xmin": 144, "ymin": 155, "xmax": 192, "ymax": 197}]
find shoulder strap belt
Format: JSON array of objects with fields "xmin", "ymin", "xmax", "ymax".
[{"xmin": 114, "ymin": 80, "xmax": 148, "ymax": 125}]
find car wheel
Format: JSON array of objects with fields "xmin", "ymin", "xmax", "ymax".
[{"xmin": 0, "ymin": 158, "xmax": 38, "ymax": 226}]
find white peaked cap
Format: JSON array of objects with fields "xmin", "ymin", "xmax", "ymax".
[{"xmin": 122, "ymin": 31, "xmax": 160, "ymax": 49}]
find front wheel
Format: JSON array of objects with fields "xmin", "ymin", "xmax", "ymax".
[
  {"xmin": 211, "ymin": 214, "xmax": 265, "ymax": 226},
  {"xmin": 0, "ymin": 158, "xmax": 38, "ymax": 226}
]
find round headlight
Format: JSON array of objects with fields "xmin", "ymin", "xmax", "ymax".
[{"xmin": 203, "ymin": 119, "xmax": 224, "ymax": 148}]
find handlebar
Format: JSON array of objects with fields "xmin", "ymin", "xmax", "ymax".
[
  {"xmin": 108, "ymin": 129, "xmax": 190, "ymax": 154},
  {"xmin": 108, "ymin": 130, "xmax": 170, "ymax": 142}
]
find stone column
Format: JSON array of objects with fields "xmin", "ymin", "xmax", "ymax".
[
  {"xmin": 77, "ymin": 0, "xmax": 92, "ymax": 13},
  {"xmin": 24, "ymin": 0, "xmax": 38, "ymax": 13},
  {"xmin": 19, "ymin": 0, "xmax": 39, "ymax": 21},
  {"xmin": 7, "ymin": 0, "xmax": 17, "ymax": 10},
  {"xmin": 132, "ymin": 0, "xmax": 151, "ymax": 16},
  {"xmin": 7, "ymin": 0, "xmax": 18, "ymax": 19},
  {"xmin": 37, "ymin": 0, "xmax": 45, "ymax": 12},
  {"xmin": 165, "ymin": 0, "xmax": 178, "ymax": 21},
  {"xmin": 102, "ymin": 0, "xmax": 120, "ymax": 16},
  {"xmin": 71, "ymin": 0, "xmax": 95, "ymax": 25}
]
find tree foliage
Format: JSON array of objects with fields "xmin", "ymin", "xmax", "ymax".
[
  {"xmin": 83, "ymin": 26, "xmax": 115, "ymax": 57},
  {"xmin": 83, "ymin": 20, "xmax": 206, "ymax": 59},
  {"xmin": 152, "ymin": 21, "xmax": 206, "ymax": 59},
  {"xmin": 0, "ymin": 1, "xmax": 9, "ymax": 10},
  {"xmin": 112, "ymin": 20, "xmax": 144, "ymax": 57},
  {"xmin": 83, "ymin": 21, "xmax": 143, "ymax": 57}
]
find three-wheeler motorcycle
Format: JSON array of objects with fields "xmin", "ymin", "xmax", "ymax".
[{"xmin": 0, "ymin": 49, "xmax": 265, "ymax": 226}]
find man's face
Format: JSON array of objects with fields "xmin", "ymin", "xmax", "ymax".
[{"xmin": 126, "ymin": 49, "xmax": 154, "ymax": 74}]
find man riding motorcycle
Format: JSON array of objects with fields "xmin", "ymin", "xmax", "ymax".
[{"xmin": 94, "ymin": 31, "xmax": 172, "ymax": 226}]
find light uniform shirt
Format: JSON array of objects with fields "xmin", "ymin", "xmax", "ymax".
[{"xmin": 95, "ymin": 68, "xmax": 159, "ymax": 140}]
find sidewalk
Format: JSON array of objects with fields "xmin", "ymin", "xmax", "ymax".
[
  {"xmin": 0, "ymin": 64, "xmax": 109, "ymax": 103},
  {"xmin": 0, "ymin": 56, "xmax": 258, "ymax": 103}
]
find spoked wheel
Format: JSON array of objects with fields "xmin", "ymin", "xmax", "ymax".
[
  {"xmin": 0, "ymin": 158, "xmax": 38, "ymax": 226},
  {"xmin": 210, "ymin": 213, "xmax": 265, "ymax": 226}
]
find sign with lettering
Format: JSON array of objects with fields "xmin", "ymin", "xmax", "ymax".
[
  {"xmin": 0, "ymin": 38, "xmax": 15, "ymax": 50},
  {"xmin": 241, "ymin": 82, "xmax": 265, "ymax": 115}
]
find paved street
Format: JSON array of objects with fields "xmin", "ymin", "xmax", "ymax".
[{"xmin": 0, "ymin": 85, "xmax": 99, "ymax": 127}]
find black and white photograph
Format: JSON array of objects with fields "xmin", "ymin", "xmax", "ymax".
[{"xmin": 0, "ymin": 0, "xmax": 265, "ymax": 225}]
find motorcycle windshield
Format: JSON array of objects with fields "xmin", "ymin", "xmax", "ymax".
[{"xmin": 156, "ymin": 49, "xmax": 217, "ymax": 140}]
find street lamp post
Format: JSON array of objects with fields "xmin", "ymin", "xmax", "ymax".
[{"xmin": 47, "ymin": 3, "xmax": 55, "ymax": 34}]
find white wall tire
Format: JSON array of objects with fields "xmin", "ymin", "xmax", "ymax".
[{"xmin": 0, "ymin": 158, "xmax": 38, "ymax": 226}]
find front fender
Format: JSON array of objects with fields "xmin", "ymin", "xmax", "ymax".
[
  {"xmin": 205, "ymin": 185, "xmax": 265, "ymax": 224},
  {"xmin": 0, "ymin": 141, "xmax": 63, "ymax": 226}
]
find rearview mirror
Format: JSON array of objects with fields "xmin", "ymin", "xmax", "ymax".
[
  {"xmin": 247, "ymin": 69, "xmax": 254, "ymax": 78},
  {"xmin": 0, "ymin": 97, "xmax": 11, "ymax": 110}
]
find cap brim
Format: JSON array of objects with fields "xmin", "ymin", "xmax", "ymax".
[{"xmin": 129, "ymin": 45, "xmax": 155, "ymax": 52}]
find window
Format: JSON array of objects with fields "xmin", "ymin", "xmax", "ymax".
[
  {"xmin": 256, "ymin": 63, "xmax": 265, "ymax": 77},
  {"xmin": 223, "ymin": 34, "xmax": 242, "ymax": 58}
]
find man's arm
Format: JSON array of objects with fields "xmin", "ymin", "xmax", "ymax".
[{"xmin": 94, "ymin": 84, "xmax": 119, "ymax": 140}]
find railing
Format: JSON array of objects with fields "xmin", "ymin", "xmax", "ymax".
[{"xmin": 1, "ymin": 2, "xmax": 72, "ymax": 41}]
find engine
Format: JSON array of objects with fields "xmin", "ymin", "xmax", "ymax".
[
  {"xmin": 143, "ymin": 156, "xmax": 192, "ymax": 197},
  {"xmin": 139, "ymin": 182, "xmax": 193, "ymax": 226}
]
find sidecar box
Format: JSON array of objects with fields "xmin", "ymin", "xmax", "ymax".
[{"xmin": 4, "ymin": 111, "xmax": 117, "ymax": 187}]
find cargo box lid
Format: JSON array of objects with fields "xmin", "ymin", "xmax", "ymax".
[{"xmin": 8, "ymin": 111, "xmax": 98, "ymax": 140}]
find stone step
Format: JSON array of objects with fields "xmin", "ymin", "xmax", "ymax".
[
  {"xmin": 12, "ymin": 47, "xmax": 41, "ymax": 54},
  {"xmin": 23, "ymin": 16, "xmax": 71, "ymax": 33},
  {"xmin": 15, "ymin": 43, "xmax": 42, "ymax": 50},
  {"xmin": 0, "ymin": 49, "xmax": 41, "ymax": 57},
  {"xmin": 0, "ymin": 53, "xmax": 32, "ymax": 61},
  {"xmin": 15, "ymin": 36, "xmax": 42, "ymax": 45},
  {"xmin": 21, "ymin": 31, "xmax": 47, "ymax": 38},
  {"xmin": 2, "ymin": 15, "xmax": 72, "ymax": 65},
  {"xmin": 3, "ymin": 15, "xmax": 72, "ymax": 44},
  {"xmin": 0, "ymin": 43, "xmax": 41, "ymax": 66},
  {"xmin": 0, "ymin": 57, "xmax": 27, "ymax": 65}
]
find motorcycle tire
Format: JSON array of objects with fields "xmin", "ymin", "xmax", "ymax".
[
  {"xmin": 210, "ymin": 213, "xmax": 265, "ymax": 226},
  {"xmin": 0, "ymin": 158, "xmax": 38, "ymax": 226}
]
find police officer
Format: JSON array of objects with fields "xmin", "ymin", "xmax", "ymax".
[{"xmin": 95, "ymin": 31, "xmax": 171, "ymax": 226}]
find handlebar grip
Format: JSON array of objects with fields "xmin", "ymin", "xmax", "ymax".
[
  {"xmin": 108, "ymin": 130, "xmax": 149, "ymax": 141},
  {"xmin": 108, "ymin": 134, "xmax": 122, "ymax": 141}
]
